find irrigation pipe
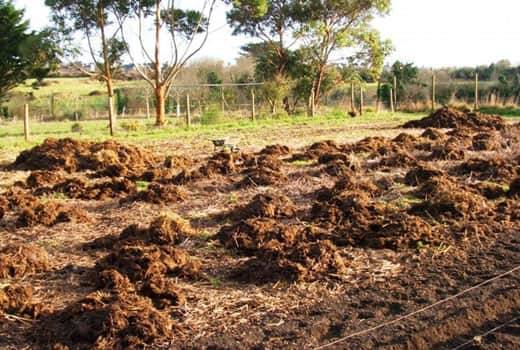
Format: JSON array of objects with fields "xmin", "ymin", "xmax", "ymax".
[{"xmin": 314, "ymin": 265, "xmax": 520, "ymax": 350}]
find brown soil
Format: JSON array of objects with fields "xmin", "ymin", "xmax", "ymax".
[
  {"xmin": 217, "ymin": 219, "xmax": 346, "ymax": 282},
  {"xmin": 429, "ymin": 142, "xmax": 466, "ymax": 160},
  {"xmin": 51, "ymin": 177, "xmax": 137, "ymax": 200},
  {"xmin": 472, "ymin": 131, "xmax": 505, "ymax": 151},
  {"xmin": 10, "ymin": 138, "xmax": 158, "ymax": 173},
  {"xmin": 122, "ymin": 183, "xmax": 186, "ymax": 204},
  {"xmin": 290, "ymin": 140, "xmax": 342, "ymax": 161},
  {"xmin": 403, "ymin": 107, "xmax": 506, "ymax": 130},
  {"xmin": 378, "ymin": 151, "xmax": 417, "ymax": 169},
  {"xmin": 410, "ymin": 176, "xmax": 491, "ymax": 220},
  {"xmin": 96, "ymin": 245, "xmax": 199, "ymax": 283},
  {"xmin": 89, "ymin": 214, "xmax": 196, "ymax": 250},
  {"xmin": 0, "ymin": 195, "xmax": 7, "ymax": 220},
  {"xmin": 16, "ymin": 201, "xmax": 88, "ymax": 228},
  {"xmin": 474, "ymin": 181, "xmax": 508, "ymax": 199},
  {"xmin": 349, "ymin": 136, "xmax": 402, "ymax": 156},
  {"xmin": 0, "ymin": 284, "xmax": 45, "ymax": 318},
  {"xmin": 0, "ymin": 244, "xmax": 50, "ymax": 278},
  {"xmin": 25, "ymin": 170, "xmax": 66, "ymax": 188},
  {"xmin": 118, "ymin": 214, "xmax": 195, "ymax": 246},
  {"xmin": 224, "ymin": 192, "xmax": 296, "ymax": 220},
  {"xmin": 404, "ymin": 164, "xmax": 445, "ymax": 186},
  {"xmin": 421, "ymin": 127, "xmax": 446, "ymax": 140},
  {"xmin": 452, "ymin": 157, "xmax": 518, "ymax": 181},
  {"xmin": 238, "ymin": 167, "xmax": 287, "ymax": 188},
  {"xmin": 3, "ymin": 188, "xmax": 39, "ymax": 211},
  {"xmin": 509, "ymin": 177, "xmax": 520, "ymax": 197},
  {"xmin": 33, "ymin": 292, "xmax": 175, "ymax": 349},
  {"xmin": 259, "ymin": 144, "xmax": 291, "ymax": 156},
  {"xmin": 2, "ymin": 121, "xmax": 519, "ymax": 349}
]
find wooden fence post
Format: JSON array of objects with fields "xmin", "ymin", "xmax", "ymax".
[
  {"xmin": 50, "ymin": 93, "xmax": 55, "ymax": 119},
  {"xmin": 393, "ymin": 75, "xmax": 398, "ymax": 110},
  {"xmin": 310, "ymin": 89, "xmax": 316, "ymax": 117},
  {"xmin": 221, "ymin": 87, "xmax": 225, "ymax": 114},
  {"xmin": 23, "ymin": 104, "xmax": 30, "ymax": 141},
  {"xmin": 251, "ymin": 89, "xmax": 256, "ymax": 121},
  {"xmin": 390, "ymin": 88, "xmax": 395, "ymax": 113},
  {"xmin": 375, "ymin": 80, "xmax": 381, "ymax": 113},
  {"xmin": 186, "ymin": 94, "xmax": 191, "ymax": 127},
  {"xmin": 431, "ymin": 71, "xmax": 436, "ymax": 112},
  {"xmin": 145, "ymin": 95, "xmax": 150, "ymax": 119},
  {"xmin": 176, "ymin": 93, "xmax": 180, "ymax": 118},
  {"xmin": 350, "ymin": 81, "xmax": 355, "ymax": 114},
  {"xmin": 474, "ymin": 72, "xmax": 479, "ymax": 110},
  {"xmin": 359, "ymin": 84, "xmax": 364, "ymax": 116}
]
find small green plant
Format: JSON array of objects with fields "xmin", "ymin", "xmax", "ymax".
[
  {"xmin": 415, "ymin": 240, "xmax": 428, "ymax": 252},
  {"xmin": 135, "ymin": 181, "xmax": 150, "ymax": 192},
  {"xmin": 228, "ymin": 192, "xmax": 239, "ymax": 204},
  {"xmin": 207, "ymin": 276, "xmax": 222, "ymax": 288},
  {"xmin": 71, "ymin": 122, "xmax": 83, "ymax": 133},
  {"xmin": 121, "ymin": 120, "xmax": 141, "ymax": 132}
]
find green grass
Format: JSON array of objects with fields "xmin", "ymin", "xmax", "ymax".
[
  {"xmin": 0, "ymin": 111, "xmax": 423, "ymax": 156},
  {"xmin": 478, "ymin": 106, "xmax": 520, "ymax": 118}
]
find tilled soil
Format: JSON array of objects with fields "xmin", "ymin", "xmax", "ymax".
[{"xmin": 0, "ymin": 108, "xmax": 519, "ymax": 349}]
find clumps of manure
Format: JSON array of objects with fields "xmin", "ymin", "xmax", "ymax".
[
  {"xmin": 0, "ymin": 284, "xmax": 46, "ymax": 318},
  {"xmin": 404, "ymin": 164, "xmax": 445, "ymax": 186},
  {"xmin": 33, "ymin": 291, "xmax": 175, "ymax": 350},
  {"xmin": 224, "ymin": 192, "xmax": 296, "ymax": 220},
  {"xmin": 472, "ymin": 132, "xmax": 505, "ymax": 151},
  {"xmin": 25, "ymin": 170, "xmax": 66, "ymax": 188},
  {"xmin": 508, "ymin": 177, "xmax": 520, "ymax": 197},
  {"xmin": 0, "ymin": 244, "xmax": 50, "ymax": 278},
  {"xmin": 410, "ymin": 177, "xmax": 490, "ymax": 219},
  {"xmin": 10, "ymin": 138, "xmax": 158, "ymax": 173},
  {"xmin": 451, "ymin": 157, "xmax": 518, "ymax": 181},
  {"xmin": 16, "ymin": 201, "xmax": 88, "ymax": 228},
  {"xmin": 52, "ymin": 177, "xmax": 137, "ymax": 200},
  {"xmin": 259, "ymin": 144, "xmax": 291, "ymax": 157},
  {"xmin": 402, "ymin": 107, "xmax": 506, "ymax": 130},
  {"xmin": 122, "ymin": 183, "xmax": 186, "ymax": 204},
  {"xmin": 217, "ymin": 218, "xmax": 346, "ymax": 282}
]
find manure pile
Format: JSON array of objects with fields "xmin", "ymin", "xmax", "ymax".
[{"xmin": 1, "ymin": 108, "xmax": 519, "ymax": 348}]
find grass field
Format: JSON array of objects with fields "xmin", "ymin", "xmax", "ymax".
[{"xmin": 1, "ymin": 111, "xmax": 424, "ymax": 159}]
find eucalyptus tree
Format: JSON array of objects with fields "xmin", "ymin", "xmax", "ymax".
[
  {"xmin": 115, "ymin": 0, "xmax": 217, "ymax": 126},
  {"xmin": 45, "ymin": 0, "xmax": 131, "ymax": 135},
  {"xmin": 0, "ymin": 0, "xmax": 59, "ymax": 100},
  {"xmin": 294, "ymin": 0, "xmax": 391, "ymax": 108},
  {"xmin": 226, "ymin": 0, "xmax": 300, "ymax": 113}
]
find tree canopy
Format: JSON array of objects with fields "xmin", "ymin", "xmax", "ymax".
[{"xmin": 0, "ymin": 0, "xmax": 59, "ymax": 100}]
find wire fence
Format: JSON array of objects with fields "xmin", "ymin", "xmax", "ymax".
[
  {"xmin": 314, "ymin": 265, "xmax": 520, "ymax": 350},
  {"xmin": 2, "ymin": 76, "xmax": 519, "ymax": 125}
]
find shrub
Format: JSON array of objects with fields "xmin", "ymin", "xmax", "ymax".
[
  {"xmin": 121, "ymin": 120, "xmax": 141, "ymax": 132},
  {"xmin": 71, "ymin": 123, "xmax": 83, "ymax": 133},
  {"xmin": 200, "ymin": 108, "xmax": 224, "ymax": 125}
]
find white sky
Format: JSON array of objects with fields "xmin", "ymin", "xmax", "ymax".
[{"xmin": 13, "ymin": 0, "xmax": 520, "ymax": 68}]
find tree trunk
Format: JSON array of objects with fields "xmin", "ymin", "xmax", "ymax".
[
  {"xmin": 350, "ymin": 81, "xmax": 356, "ymax": 114},
  {"xmin": 106, "ymin": 80, "xmax": 115, "ymax": 134},
  {"xmin": 313, "ymin": 65, "xmax": 326, "ymax": 108},
  {"xmin": 155, "ymin": 86, "xmax": 166, "ymax": 126},
  {"xmin": 153, "ymin": 0, "xmax": 164, "ymax": 126},
  {"xmin": 375, "ymin": 80, "xmax": 381, "ymax": 113},
  {"xmin": 99, "ymin": 6, "xmax": 115, "ymax": 136}
]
